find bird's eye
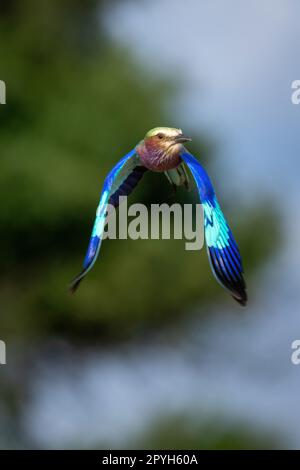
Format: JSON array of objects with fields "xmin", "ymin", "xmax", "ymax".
[{"xmin": 157, "ymin": 133, "xmax": 164, "ymax": 139}]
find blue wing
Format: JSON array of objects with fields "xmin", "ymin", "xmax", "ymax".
[
  {"xmin": 180, "ymin": 150, "xmax": 247, "ymax": 306},
  {"xmin": 69, "ymin": 149, "xmax": 147, "ymax": 293}
]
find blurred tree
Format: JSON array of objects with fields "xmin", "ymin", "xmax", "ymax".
[
  {"xmin": 135, "ymin": 414, "xmax": 278, "ymax": 450},
  {"xmin": 0, "ymin": 0, "xmax": 277, "ymax": 341}
]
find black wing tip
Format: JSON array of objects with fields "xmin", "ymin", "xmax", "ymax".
[
  {"xmin": 68, "ymin": 272, "xmax": 84, "ymax": 294},
  {"xmin": 232, "ymin": 277, "xmax": 248, "ymax": 306},
  {"xmin": 232, "ymin": 290, "xmax": 248, "ymax": 307}
]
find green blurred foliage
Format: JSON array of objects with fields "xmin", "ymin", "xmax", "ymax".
[
  {"xmin": 0, "ymin": 0, "xmax": 277, "ymax": 342},
  {"xmin": 135, "ymin": 414, "xmax": 278, "ymax": 450},
  {"xmin": 56, "ymin": 414, "xmax": 279, "ymax": 450}
]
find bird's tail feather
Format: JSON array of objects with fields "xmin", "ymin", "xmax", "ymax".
[{"xmin": 164, "ymin": 163, "xmax": 190, "ymax": 190}]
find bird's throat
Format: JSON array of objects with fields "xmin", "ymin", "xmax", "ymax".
[{"xmin": 136, "ymin": 141, "xmax": 182, "ymax": 172}]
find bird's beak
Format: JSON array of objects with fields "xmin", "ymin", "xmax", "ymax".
[{"xmin": 174, "ymin": 134, "xmax": 192, "ymax": 144}]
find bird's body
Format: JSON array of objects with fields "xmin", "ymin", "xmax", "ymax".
[{"xmin": 70, "ymin": 127, "xmax": 247, "ymax": 306}]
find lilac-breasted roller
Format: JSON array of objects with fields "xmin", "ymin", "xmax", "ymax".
[{"xmin": 70, "ymin": 127, "xmax": 247, "ymax": 305}]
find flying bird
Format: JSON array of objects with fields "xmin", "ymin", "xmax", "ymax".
[{"xmin": 70, "ymin": 127, "xmax": 247, "ymax": 305}]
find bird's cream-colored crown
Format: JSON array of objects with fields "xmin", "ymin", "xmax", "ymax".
[{"xmin": 145, "ymin": 127, "xmax": 183, "ymax": 138}]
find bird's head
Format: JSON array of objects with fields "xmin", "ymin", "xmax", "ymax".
[{"xmin": 144, "ymin": 127, "xmax": 192, "ymax": 155}]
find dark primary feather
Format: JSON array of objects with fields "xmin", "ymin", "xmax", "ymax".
[
  {"xmin": 108, "ymin": 166, "xmax": 148, "ymax": 208},
  {"xmin": 180, "ymin": 150, "xmax": 247, "ymax": 306},
  {"xmin": 207, "ymin": 237, "xmax": 247, "ymax": 306}
]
